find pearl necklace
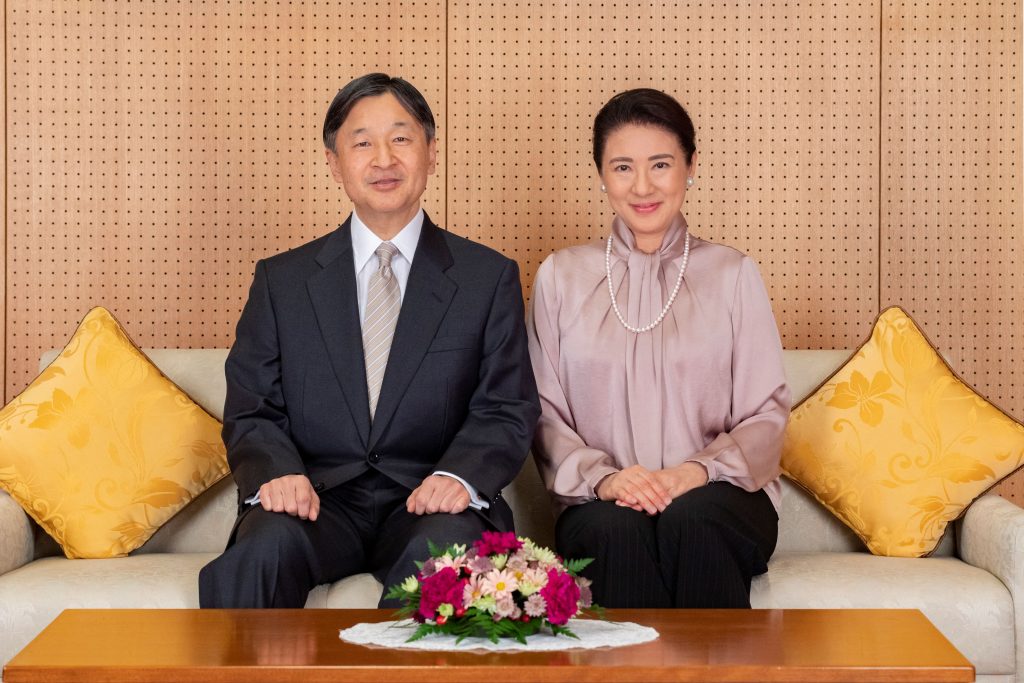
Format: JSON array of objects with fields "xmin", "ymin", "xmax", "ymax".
[{"xmin": 605, "ymin": 231, "xmax": 690, "ymax": 334}]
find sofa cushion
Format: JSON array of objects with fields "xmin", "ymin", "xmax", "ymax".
[
  {"xmin": 0, "ymin": 308, "xmax": 229, "ymax": 559},
  {"xmin": 782, "ymin": 306, "xmax": 1024, "ymax": 557},
  {"xmin": 325, "ymin": 573, "xmax": 386, "ymax": 608},
  {"xmin": 752, "ymin": 551, "xmax": 1014, "ymax": 675}
]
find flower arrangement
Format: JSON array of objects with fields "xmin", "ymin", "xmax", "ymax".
[{"xmin": 385, "ymin": 531, "xmax": 600, "ymax": 644}]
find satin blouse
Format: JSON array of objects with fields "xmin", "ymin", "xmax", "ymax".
[{"xmin": 527, "ymin": 215, "xmax": 791, "ymax": 513}]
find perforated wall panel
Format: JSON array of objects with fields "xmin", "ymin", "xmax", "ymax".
[
  {"xmin": 5, "ymin": 0, "xmax": 445, "ymax": 394},
  {"xmin": 447, "ymin": 1, "xmax": 880, "ymax": 349},
  {"xmin": 4, "ymin": 1, "xmax": 1022, "ymax": 503},
  {"xmin": 881, "ymin": 1, "xmax": 1023, "ymax": 500}
]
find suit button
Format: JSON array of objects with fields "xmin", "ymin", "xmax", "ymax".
[{"xmin": 368, "ymin": 452, "xmax": 381, "ymax": 464}]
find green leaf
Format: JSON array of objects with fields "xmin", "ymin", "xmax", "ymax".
[
  {"xmin": 406, "ymin": 624, "xmax": 437, "ymax": 643},
  {"xmin": 564, "ymin": 557, "xmax": 594, "ymax": 575}
]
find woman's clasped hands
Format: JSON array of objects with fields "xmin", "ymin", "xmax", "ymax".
[{"xmin": 596, "ymin": 462, "xmax": 709, "ymax": 515}]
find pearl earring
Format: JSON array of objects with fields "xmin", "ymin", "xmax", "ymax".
[
  {"xmin": 686, "ymin": 177, "xmax": 694, "ymax": 188},
  {"xmin": 600, "ymin": 183, "xmax": 606, "ymax": 193}
]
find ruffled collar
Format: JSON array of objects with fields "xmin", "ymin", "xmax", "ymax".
[{"xmin": 609, "ymin": 213, "xmax": 689, "ymax": 262}]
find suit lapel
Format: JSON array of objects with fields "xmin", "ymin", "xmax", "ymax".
[
  {"xmin": 368, "ymin": 217, "xmax": 456, "ymax": 447},
  {"xmin": 307, "ymin": 218, "xmax": 371, "ymax": 448}
]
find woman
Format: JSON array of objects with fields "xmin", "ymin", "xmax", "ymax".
[{"xmin": 528, "ymin": 89, "xmax": 790, "ymax": 608}]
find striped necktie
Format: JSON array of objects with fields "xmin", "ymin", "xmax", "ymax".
[{"xmin": 363, "ymin": 241, "xmax": 401, "ymax": 419}]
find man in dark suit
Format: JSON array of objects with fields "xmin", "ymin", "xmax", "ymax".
[{"xmin": 198, "ymin": 73, "xmax": 540, "ymax": 608}]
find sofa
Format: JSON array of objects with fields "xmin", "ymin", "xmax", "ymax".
[{"xmin": 1, "ymin": 348, "xmax": 1022, "ymax": 682}]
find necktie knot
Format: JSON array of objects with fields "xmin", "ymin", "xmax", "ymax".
[{"xmin": 376, "ymin": 242, "xmax": 398, "ymax": 276}]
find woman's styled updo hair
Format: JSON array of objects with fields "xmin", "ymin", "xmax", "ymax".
[{"xmin": 593, "ymin": 88, "xmax": 697, "ymax": 169}]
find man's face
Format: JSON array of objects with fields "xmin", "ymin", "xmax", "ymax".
[{"xmin": 325, "ymin": 92, "xmax": 437, "ymax": 237}]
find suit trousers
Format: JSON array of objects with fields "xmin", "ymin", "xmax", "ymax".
[
  {"xmin": 198, "ymin": 469, "xmax": 493, "ymax": 608},
  {"xmin": 555, "ymin": 481, "xmax": 778, "ymax": 608}
]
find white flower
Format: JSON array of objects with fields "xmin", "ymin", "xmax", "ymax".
[{"xmin": 400, "ymin": 575, "xmax": 419, "ymax": 593}]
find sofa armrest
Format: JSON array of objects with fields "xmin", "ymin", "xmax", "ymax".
[
  {"xmin": 0, "ymin": 490, "xmax": 33, "ymax": 575},
  {"xmin": 959, "ymin": 494, "xmax": 1024, "ymax": 681}
]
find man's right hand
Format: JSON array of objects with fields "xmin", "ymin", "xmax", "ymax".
[{"xmin": 258, "ymin": 474, "xmax": 320, "ymax": 521}]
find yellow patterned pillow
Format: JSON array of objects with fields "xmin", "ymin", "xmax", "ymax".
[
  {"xmin": 782, "ymin": 306, "xmax": 1024, "ymax": 557},
  {"xmin": 0, "ymin": 307, "xmax": 228, "ymax": 558}
]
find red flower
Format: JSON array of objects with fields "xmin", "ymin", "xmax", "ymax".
[
  {"xmin": 473, "ymin": 531, "xmax": 523, "ymax": 556},
  {"xmin": 539, "ymin": 568, "xmax": 580, "ymax": 626},
  {"xmin": 417, "ymin": 567, "xmax": 467, "ymax": 621}
]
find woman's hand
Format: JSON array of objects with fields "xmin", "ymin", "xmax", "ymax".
[
  {"xmin": 651, "ymin": 462, "xmax": 709, "ymax": 501},
  {"xmin": 596, "ymin": 465, "xmax": 673, "ymax": 515}
]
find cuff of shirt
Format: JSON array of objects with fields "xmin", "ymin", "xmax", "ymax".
[
  {"xmin": 434, "ymin": 471, "xmax": 490, "ymax": 510},
  {"xmin": 687, "ymin": 455, "xmax": 718, "ymax": 484}
]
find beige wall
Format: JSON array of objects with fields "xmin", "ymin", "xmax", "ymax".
[{"xmin": 4, "ymin": 0, "xmax": 1022, "ymax": 503}]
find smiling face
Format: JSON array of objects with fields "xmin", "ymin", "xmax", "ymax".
[
  {"xmin": 325, "ymin": 92, "xmax": 437, "ymax": 239},
  {"xmin": 599, "ymin": 123, "xmax": 697, "ymax": 253}
]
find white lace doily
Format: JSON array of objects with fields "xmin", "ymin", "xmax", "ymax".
[{"xmin": 339, "ymin": 618, "xmax": 658, "ymax": 652}]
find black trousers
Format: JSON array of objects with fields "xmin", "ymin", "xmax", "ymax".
[
  {"xmin": 555, "ymin": 482, "xmax": 778, "ymax": 608},
  {"xmin": 198, "ymin": 469, "xmax": 492, "ymax": 608}
]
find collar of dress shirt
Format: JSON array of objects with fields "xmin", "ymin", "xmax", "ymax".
[{"xmin": 350, "ymin": 209, "xmax": 424, "ymax": 273}]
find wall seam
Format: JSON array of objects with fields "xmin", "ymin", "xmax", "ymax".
[{"xmin": 878, "ymin": 0, "xmax": 884, "ymax": 315}]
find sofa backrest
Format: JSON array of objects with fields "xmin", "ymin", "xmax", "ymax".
[{"xmin": 34, "ymin": 347, "xmax": 954, "ymax": 559}]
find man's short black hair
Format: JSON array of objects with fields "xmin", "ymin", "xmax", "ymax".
[{"xmin": 322, "ymin": 73, "xmax": 436, "ymax": 152}]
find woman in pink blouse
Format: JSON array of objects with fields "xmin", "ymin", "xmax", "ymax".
[{"xmin": 528, "ymin": 89, "xmax": 791, "ymax": 608}]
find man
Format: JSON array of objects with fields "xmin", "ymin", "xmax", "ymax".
[{"xmin": 199, "ymin": 74, "xmax": 540, "ymax": 608}]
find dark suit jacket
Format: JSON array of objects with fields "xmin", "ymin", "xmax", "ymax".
[{"xmin": 222, "ymin": 214, "xmax": 541, "ymax": 530}]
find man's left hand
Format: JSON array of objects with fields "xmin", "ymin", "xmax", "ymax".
[{"xmin": 406, "ymin": 475, "xmax": 471, "ymax": 515}]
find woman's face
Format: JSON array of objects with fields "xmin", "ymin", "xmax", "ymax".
[{"xmin": 599, "ymin": 123, "xmax": 697, "ymax": 252}]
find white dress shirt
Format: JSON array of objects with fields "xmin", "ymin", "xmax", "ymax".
[{"xmin": 351, "ymin": 210, "xmax": 488, "ymax": 510}]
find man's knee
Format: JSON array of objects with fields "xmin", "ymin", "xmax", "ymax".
[{"xmin": 402, "ymin": 510, "xmax": 488, "ymax": 551}]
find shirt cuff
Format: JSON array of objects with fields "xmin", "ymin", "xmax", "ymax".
[{"xmin": 434, "ymin": 471, "xmax": 490, "ymax": 510}]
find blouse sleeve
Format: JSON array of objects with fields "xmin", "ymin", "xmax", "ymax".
[
  {"xmin": 689, "ymin": 256, "xmax": 791, "ymax": 492},
  {"xmin": 527, "ymin": 256, "xmax": 620, "ymax": 507}
]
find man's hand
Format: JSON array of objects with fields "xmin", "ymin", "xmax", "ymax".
[
  {"xmin": 406, "ymin": 475, "xmax": 471, "ymax": 515},
  {"xmin": 596, "ymin": 465, "xmax": 673, "ymax": 515},
  {"xmin": 651, "ymin": 462, "xmax": 709, "ymax": 502},
  {"xmin": 258, "ymin": 474, "xmax": 320, "ymax": 521}
]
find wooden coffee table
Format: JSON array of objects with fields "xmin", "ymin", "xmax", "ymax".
[{"xmin": 4, "ymin": 608, "xmax": 973, "ymax": 682}]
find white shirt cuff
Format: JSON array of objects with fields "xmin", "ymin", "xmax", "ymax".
[{"xmin": 434, "ymin": 471, "xmax": 490, "ymax": 510}]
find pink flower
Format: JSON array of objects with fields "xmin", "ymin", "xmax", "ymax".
[
  {"xmin": 506, "ymin": 554, "xmax": 528, "ymax": 575},
  {"xmin": 494, "ymin": 594, "xmax": 519, "ymax": 619},
  {"xmin": 576, "ymin": 576, "xmax": 593, "ymax": 609},
  {"xmin": 524, "ymin": 593, "xmax": 546, "ymax": 617},
  {"xmin": 419, "ymin": 558, "xmax": 438, "ymax": 578},
  {"xmin": 435, "ymin": 553, "xmax": 467, "ymax": 574},
  {"xmin": 467, "ymin": 554, "xmax": 495, "ymax": 575},
  {"xmin": 539, "ymin": 568, "xmax": 580, "ymax": 626},
  {"xmin": 417, "ymin": 567, "xmax": 467, "ymax": 621},
  {"xmin": 481, "ymin": 568, "xmax": 519, "ymax": 599},
  {"xmin": 463, "ymin": 574, "xmax": 486, "ymax": 607},
  {"xmin": 474, "ymin": 531, "xmax": 523, "ymax": 556}
]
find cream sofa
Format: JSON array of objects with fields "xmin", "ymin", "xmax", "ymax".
[{"xmin": 1, "ymin": 349, "xmax": 1022, "ymax": 682}]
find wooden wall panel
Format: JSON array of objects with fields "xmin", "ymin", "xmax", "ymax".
[
  {"xmin": 446, "ymin": 0, "xmax": 880, "ymax": 349},
  {"xmin": 4, "ymin": 0, "xmax": 445, "ymax": 397},
  {"xmin": 4, "ymin": 1, "xmax": 1022, "ymax": 506},
  {"xmin": 881, "ymin": 1, "xmax": 1024, "ymax": 499}
]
